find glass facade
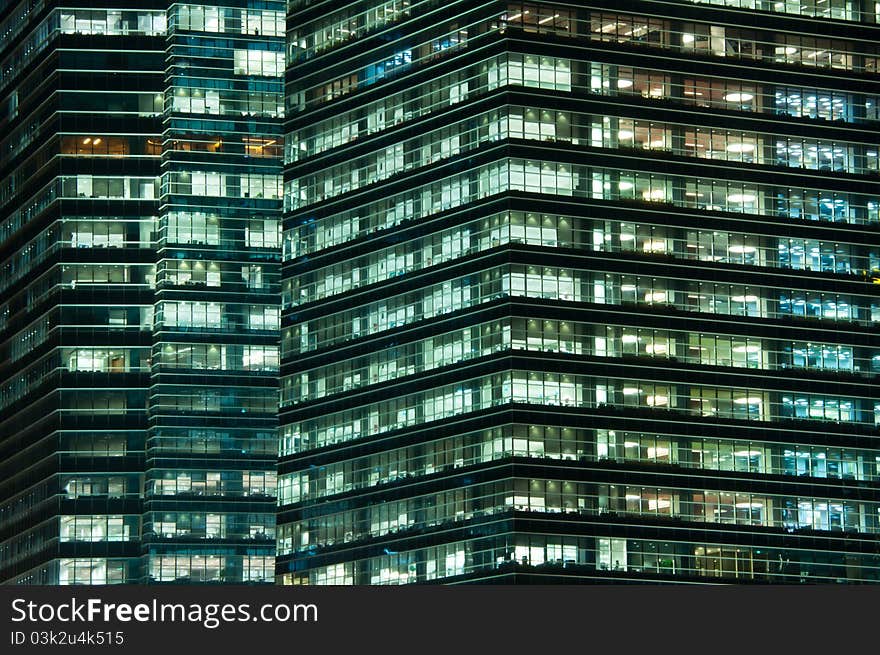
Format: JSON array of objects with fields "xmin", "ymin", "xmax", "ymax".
[
  {"xmin": 145, "ymin": 0, "xmax": 284, "ymax": 585},
  {"xmin": 0, "ymin": 1, "xmax": 282, "ymax": 584},
  {"xmin": 0, "ymin": 1, "xmax": 165, "ymax": 584},
  {"xmin": 279, "ymin": 0, "xmax": 880, "ymax": 584}
]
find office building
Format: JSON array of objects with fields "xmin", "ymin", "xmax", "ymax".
[
  {"xmin": 278, "ymin": 0, "xmax": 880, "ymax": 583},
  {"xmin": 0, "ymin": 0, "xmax": 284, "ymax": 584}
]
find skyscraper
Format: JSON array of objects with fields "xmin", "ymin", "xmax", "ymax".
[
  {"xmin": 278, "ymin": 1, "xmax": 880, "ymax": 584},
  {"xmin": 145, "ymin": 0, "xmax": 284, "ymax": 586},
  {"xmin": 0, "ymin": 0, "xmax": 284, "ymax": 585}
]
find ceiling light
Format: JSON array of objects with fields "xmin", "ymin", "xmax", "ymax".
[
  {"xmin": 726, "ymin": 142, "xmax": 755, "ymax": 153},
  {"xmin": 724, "ymin": 92, "xmax": 754, "ymax": 102}
]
